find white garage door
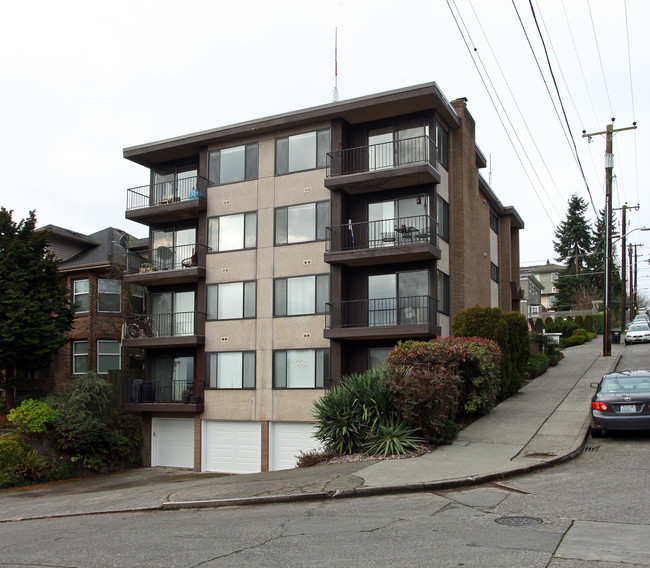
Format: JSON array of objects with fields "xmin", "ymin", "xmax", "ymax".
[
  {"xmin": 202, "ymin": 421, "xmax": 261, "ymax": 474},
  {"xmin": 270, "ymin": 422, "xmax": 322, "ymax": 471},
  {"xmin": 151, "ymin": 417, "xmax": 195, "ymax": 468}
]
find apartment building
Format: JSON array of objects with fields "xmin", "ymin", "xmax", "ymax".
[
  {"xmin": 119, "ymin": 82, "xmax": 524, "ymax": 473},
  {"xmin": 521, "ymin": 261, "xmax": 564, "ymax": 310}
]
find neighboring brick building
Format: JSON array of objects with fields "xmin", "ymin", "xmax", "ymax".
[
  {"xmin": 41, "ymin": 226, "xmax": 142, "ymax": 393},
  {"xmin": 119, "ymin": 82, "xmax": 524, "ymax": 472}
]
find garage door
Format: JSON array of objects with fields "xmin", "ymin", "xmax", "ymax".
[
  {"xmin": 202, "ymin": 421, "xmax": 261, "ymax": 474},
  {"xmin": 270, "ymin": 422, "xmax": 322, "ymax": 471},
  {"xmin": 151, "ymin": 417, "xmax": 195, "ymax": 468}
]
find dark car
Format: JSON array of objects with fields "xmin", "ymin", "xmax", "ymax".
[{"xmin": 590, "ymin": 370, "xmax": 650, "ymax": 437}]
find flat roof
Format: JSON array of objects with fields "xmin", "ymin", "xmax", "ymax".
[{"xmin": 123, "ymin": 82, "xmax": 461, "ymax": 167}]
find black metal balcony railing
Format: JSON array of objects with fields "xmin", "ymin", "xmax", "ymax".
[
  {"xmin": 326, "ymin": 295, "xmax": 437, "ymax": 329},
  {"xmin": 124, "ymin": 312, "xmax": 205, "ymax": 339},
  {"xmin": 126, "ymin": 176, "xmax": 211, "ymax": 211},
  {"xmin": 125, "ymin": 243, "xmax": 207, "ymax": 274},
  {"xmin": 327, "ymin": 215, "xmax": 437, "ymax": 253},
  {"xmin": 123, "ymin": 377, "xmax": 199, "ymax": 404},
  {"xmin": 327, "ymin": 136, "xmax": 438, "ymax": 177}
]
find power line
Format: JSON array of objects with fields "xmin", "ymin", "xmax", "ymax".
[
  {"xmin": 587, "ymin": 0, "xmax": 615, "ymax": 118},
  {"xmin": 524, "ymin": 0, "xmax": 598, "ymax": 218},
  {"xmin": 445, "ymin": 0, "xmax": 557, "ymax": 228}
]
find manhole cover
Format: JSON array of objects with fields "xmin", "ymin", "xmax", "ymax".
[{"xmin": 495, "ymin": 516, "xmax": 542, "ymax": 526}]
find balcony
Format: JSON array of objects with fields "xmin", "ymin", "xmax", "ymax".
[
  {"xmin": 325, "ymin": 215, "xmax": 441, "ymax": 266},
  {"xmin": 125, "ymin": 176, "xmax": 209, "ymax": 224},
  {"xmin": 324, "ymin": 295, "xmax": 441, "ymax": 340},
  {"xmin": 325, "ymin": 136, "xmax": 441, "ymax": 194},
  {"xmin": 122, "ymin": 312, "xmax": 205, "ymax": 348},
  {"xmin": 115, "ymin": 373, "xmax": 204, "ymax": 413},
  {"xmin": 123, "ymin": 243, "xmax": 207, "ymax": 286}
]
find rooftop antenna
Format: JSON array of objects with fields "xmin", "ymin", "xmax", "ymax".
[{"xmin": 332, "ymin": 27, "xmax": 339, "ymax": 102}]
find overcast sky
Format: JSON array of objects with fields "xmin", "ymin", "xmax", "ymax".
[{"xmin": 2, "ymin": 0, "xmax": 648, "ymax": 289}]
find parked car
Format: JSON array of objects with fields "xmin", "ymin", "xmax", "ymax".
[
  {"xmin": 625, "ymin": 323, "xmax": 650, "ymax": 344},
  {"xmin": 590, "ymin": 370, "xmax": 650, "ymax": 437},
  {"xmin": 633, "ymin": 313, "xmax": 649, "ymax": 322}
]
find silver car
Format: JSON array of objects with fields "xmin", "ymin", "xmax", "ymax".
[
  {"xmin": 625, "ymin": 323, "xmax": 650, "ymax": 344},
  {"xmin": 590, "ymin": 371, "xmax": 650, "ymax": 437}
]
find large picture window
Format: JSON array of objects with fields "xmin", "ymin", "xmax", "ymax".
[
  {"xmin": 208, "ymin": 143, "xmax": 258, "ymax": 185},
  {"xmin": 206, "ymin": 351, "xmax": 255, "ymax": 389},
  {"xmin": 207, "ymin": 281, "xmax": 256, "ymax": 320},
  {"xmin": 274, "ymin": 274, "xmax": 329, "ymax": 316},
  {"xmin": 208, "ymin": 212, "xmax": 257, "ymax": 252},
  {"xmin": 73, "ymin": 340, "xmax": 88, "ymax": 374},
  {"xmin": 72, "ymin": 279, "xmax": 89, "ymax": 313},
  {"xmin": 97, "ymin": 340, "xmax": 121, "ymax": 374},
  {"xmin": 273, "ymin": 349, "xmax": 329, "ymax": 389},
  {"xmin": 275, "ymin": 129, "xmax": 330, "ymax": 174},
  {"xmin": 97, "ymin": 279, "xmax": 121, "ymax": 313},
  {"xmin": 275, "ymin": 201, "xmax": 329, "ymax": 245}
]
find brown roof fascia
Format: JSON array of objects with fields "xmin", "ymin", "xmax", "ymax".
[{"xmin": 123, "ymin": 82, "xmax": 462, "ymax": 168}]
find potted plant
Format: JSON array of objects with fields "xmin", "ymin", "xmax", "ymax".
[{"xmin": 139, "ymin": 263, "xmax": 153, "ymax": 273}]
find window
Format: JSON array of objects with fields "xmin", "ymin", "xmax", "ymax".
[
  {"xmin": 276, "ymin": 129, "xmax": 330, "ymax": 174},
  {"xmin": 368, "ymin": 121, "xmax": 427, "ymax": 169},
  {"xmin": 368, "ymin": 348, "xmax": 392, "ymax": 370},
  {"xmin": 273, "ymin": 349, "xmax": 329, "ymax": 388},
  {"xmin": 490, "ymin": 262, "xmax": 499, "ymax": 283},
  {"xmin": 152, "ymin": 227, "xmax": 196, "ymax": 270},
  {"xmin": 275, "ymin": 274, "xmax": 329, "ymax": 316},
  {"xmin": 368, "ymin": 270, "xmax": 429, "ymax": 326},
  {"xmin": 97, "ymin": 279, "xmax": 121, "ymax": 313},
  {"xmin": 72, "ymin": 279, "xmax": 89, "ymax": 313},
  {"xmin": 208, "ymin": 212, "xmax": 257, "ymax": 252},
  {"xmin": 206, "ymin": 351, "xmax": 255, "ymax": 389},
  {"xmin": 153, "ymin": 164, "xmax": 198, "ymax": 202},
  {"xmin": 275, "ymin": 201, "xmax": 329, "ymax": 244},
  {"xmin": 436, "ymin": 196, "xmax": 449, "ymax": 241},
  {"xmin": 150, "ymin": 355, "xmax": 194, "ymax": 401},
  {"xmin": 130, "ymin": 285, "xmax": 145, "ymax": 314},
  {"xmin": 207, "ymin": 282, "xmax": 256, "ymax": 320},
  {"xmin": 489, "ymin": 211, "xmax": 499, "ymax": 233},
  {"xmin": 208, "ymin": 143, "xmax": 258, "ymax": 185},
  {"xmin": 97, "ymin": 340, "xmax": 121, "ymax": 374},
  {"xmin": 73, "ymin": 340, "xmax": 88, "ymax": 374},
  {"xmin": 435, "ymin": 119, "xmax": 449, "ymax": 169},
  {"xmin": 437, "ymin": 271, "xmax": 450, "ymax": 315},
  {"xmin": 151, "ymin": 290, "xmax": 195, "ymax": 336}
]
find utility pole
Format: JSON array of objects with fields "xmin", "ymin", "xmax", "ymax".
[
  {"xmin": 614, "ymin": 203, "xmax": 640, "ymax": 327},
  {"xmin": 583, "ymin": 120, "xmax": 637, "ymax": 356},
  {"xmin": 629, "ymin": 244, "xmax": 634, "ymax": 316}
]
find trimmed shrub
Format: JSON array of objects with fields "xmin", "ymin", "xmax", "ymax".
[
  {"xmin": 544, "ymin": 316, "xmax": 554, "ymax": 328},
  {"xmin": 7, "ymin": 399, "xmax": 59, "ymax": 435},
  {"xmin": 452, "ymin": 306, "xmax": 530, "ymax": 399},
  {"xmin": 534, "ymin": 318, "xmax": 544, "ymax": 333},
  {"xmin": 592, "ymin": 313, "xmax": 604, "ymax": 334},
  {"xmin": 574, "ymin": 315, "xmax": 585, "ymax": 329},
  {"xmin": 545, "ymin": 317, "xmax": 578, "ymax": 338},
  {"xmin": 584, "ymin": 315, "xmax": 594, "ymax": 333},
  {"xmin": 526, "ymin": 353, "xmax": 549, "ymax": 379}
]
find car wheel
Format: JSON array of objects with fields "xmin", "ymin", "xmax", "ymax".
[{"xmin": 590, "ymin": 427, "xmax": 603, "ymax": 438}]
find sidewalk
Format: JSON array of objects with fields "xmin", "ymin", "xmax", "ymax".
[{"xmin": 0, "ymin": 340, "xmax": 622, "ymax": 522}]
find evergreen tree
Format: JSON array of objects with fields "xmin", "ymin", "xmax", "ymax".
[
  {"xmin": 0, "ymin": 208, "xmax": 75, "ymax": 409},
  {"xmin": 553, "ymin": 195, "xmax": 594, "ymax": 309}
]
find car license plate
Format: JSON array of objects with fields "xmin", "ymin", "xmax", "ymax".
[{"xmin": 620, "ymin": 405, "xmax": 636, "ymax": 413}]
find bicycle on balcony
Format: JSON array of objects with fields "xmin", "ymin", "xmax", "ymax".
[{"xmin": 126, "ymin": 315, "xmax": 158, "ymax": 339}]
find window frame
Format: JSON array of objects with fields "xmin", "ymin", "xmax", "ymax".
[
  {"xmin": 273, "ymin": 348, "xmax": 329, "ymax": 389},
  {"xmin": 96, "ymin": 340, "xmax": 121, "ymax": 375},
  {"xmin": 208, "ymin": 211, "xmax": 257, "ymax": 253},
  {"xmin": 72, "ymin": 340, "xmax": 89, "ymax": 375},
  {"xmin": 489, "ymin": 211, "xmax": 499, "ymax": 234},
  {"xmin": 490, "ymin": 262, "xmax": 500, "ymax": 283},
  {"xmin": 274, "ymin": 274, "xmax": 329, "ymax": 317},
  {"xmin": 206, "ymin": 281, "xmax": 256, "ymax": 321},
  {"xmin": 437, "ymin": 270, "xmax": 450, "ymax": 315},
  {"xmin": 208, "ymin": 143, "xmax": 258, "ymax": 185},
  {"xmin": 274, "ymin": 201, "xmax": 329, "ymax": 245},
  {"xmin": 435, "ymin": 119, "xmax": 449, "ymax": 170},
  {"xmin": 436, "ymin": 195, "xmax": 449, "ymax": 242},
  {"xmin": 97, "ymin": 278, "xmax": 121, "ymax": 313},
  {"xmin": 72, "ymin": 278, "xmax": 90, "ymax": 314},
  {"xmin": 206, "ymin": 351, "xmax": 256, "ymax": 389},
  {"xmin": 275, "ymin": 128, "xmax": 330, "ymax": 175}
]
